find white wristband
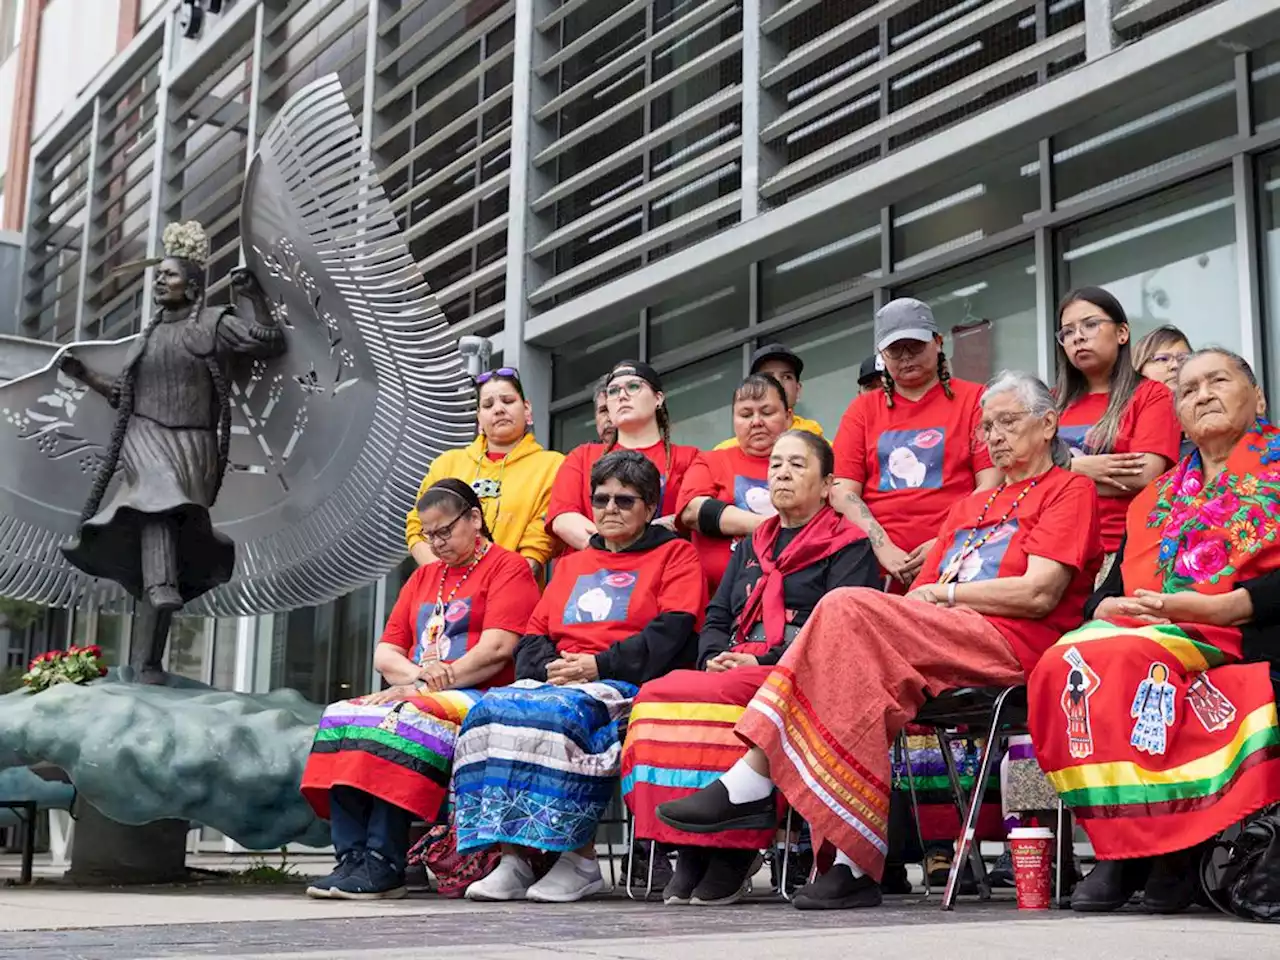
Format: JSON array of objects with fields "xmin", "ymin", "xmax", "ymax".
[{"xmin": 946, "ymin": 583, "xmax": 957, "ymax": 607}]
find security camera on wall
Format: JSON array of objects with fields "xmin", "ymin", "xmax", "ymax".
[
  {"xmin": 458, "ymin": 336, "xmax": 493, "ymax": 380},
  {"xmin": 179, "ymin": 0, "xmax": 225, "ymax": 40}
]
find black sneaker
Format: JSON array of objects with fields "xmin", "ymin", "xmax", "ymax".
[
  {"xmin": 656, "ymin": 782, "xmax": 777, "ymax": 835},
  {"xmin": 989, "ymin": 850, "xmax": 1015, "ymax": 889},
  {"xmin": 793, "ymin": 864, "xmax": 883, "ymax": 910},
  {"xmin": 305, "ymin": 851, "xmax": 361, "ymax": 900},
  {"xmin": 1142, "ymin": 846, "xmax": 1203, "ymax": 914},
  {"xmin": 690, "ymin": 849, "xmax": 757, "ymax": 906},
  {"xmin": 1070, "ymin": 858, "xmax": 1150, "ymax": 913},
  {"xmin": 881, "ymin": 861, "xmax": 913, "ymax": 895},
  {"xmin": 770, "ymin": 846, "xmax": 815, "ymax": 895},
  {"xmin": 627, "ymin": 842, "xmax": 675, "ymax": 892},
  {"xmin": 664, "ymin": 847, "xmax": 711, "ymax": 905},
  {"xmin": 330, "ymin": 850, "xmax": 408, "ymax": 900}
]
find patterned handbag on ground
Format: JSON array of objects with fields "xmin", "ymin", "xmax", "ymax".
[{"xmin": 408, "ymin": 819, "xmax": 499, "ymax": 898}]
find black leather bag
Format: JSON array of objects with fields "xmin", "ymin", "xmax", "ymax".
[{"xmin": 1202, "ymin": 806, "xmax": 1280, "ymax": 921}]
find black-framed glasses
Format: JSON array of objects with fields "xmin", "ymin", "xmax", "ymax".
[
  {"xmin": 605, "ymin": 379, "xmax": 647, "ymax": 399},
  {"xmin": 881, "ymin": 340, "xmax": 929, "ymax": 361},
  {"xmin": 422, "ymin": 511, "xmax": 467, "ymax": 544},
  {"xmin": 591, "ymin": 492, "xmax": 642, "ymax": 511},
  {"xmin": 475, "ymin": 366, "xmax": 520, "ymax": 386},
  {"xmin": 1055, "ymin": 317, "xmax": 1116, "ymax": 345}
]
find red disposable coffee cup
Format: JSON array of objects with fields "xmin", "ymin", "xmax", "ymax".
[{"xmin": 1009, "ymin": 826, "xmax": 1054, "ymax": 910}]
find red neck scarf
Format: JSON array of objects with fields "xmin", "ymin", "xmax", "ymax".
[{"xmin": 736, "ymin": 504, "xmax": 866, "ymax": 646}]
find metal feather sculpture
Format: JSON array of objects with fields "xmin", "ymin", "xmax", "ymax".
[{"xmin": 0, "ymin": 74, "xmax": 476, "ymax": 618}]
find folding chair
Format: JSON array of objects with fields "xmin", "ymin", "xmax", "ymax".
[{"xmin": 905, "ymin": 685, "xmax": 1065, "ymax": 910}]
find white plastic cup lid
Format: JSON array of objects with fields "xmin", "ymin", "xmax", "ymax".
[{"xmin": 1009, "ymin": 827, "xmax": 1054, "ymax": 839}]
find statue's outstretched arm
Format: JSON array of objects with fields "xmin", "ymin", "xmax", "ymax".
[
  {"xmin": 213, "ymin": 268, "xmax": 286, "ymax": 358},
  {"xmin": 56, "ymin": 353, "xmax": 116, "ymax": 405}
]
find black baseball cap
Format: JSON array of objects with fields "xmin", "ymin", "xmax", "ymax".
[
  {"xmin": 749, "ymin": 343, "xmax": 804, "ymax": 379},
  {"xmin": 857, "ymin": 355, "xmax": 883, "ymax": 386},
  {"xmin": 607, "ymin": 359, "xmax": 663, "ymax": 391}
]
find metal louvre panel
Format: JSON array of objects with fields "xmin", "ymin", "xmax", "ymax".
[
  {"xmin": 764, "ymin": 23, "xmax": 1085, "ymax": 199},
  {"xmin": 375, "ymin": 0, "xmax": 515, "ymax": 329}
]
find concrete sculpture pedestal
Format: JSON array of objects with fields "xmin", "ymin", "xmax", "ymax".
[{"xmin": 65, "ymin": 802, "xmax": 190, "ymax": 886}]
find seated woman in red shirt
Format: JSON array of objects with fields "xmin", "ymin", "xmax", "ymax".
[
  {"xmin": 677, "ymin": 373, "xmax": 794, "ymax": 593},
  {"xmin": 547, "ymin": 361, "xmax": 700, "ymax": 551},
  {"xmin": 453, "ymin": 450, "xmax": 707, "ymax": 904},
  {"xmin": 1054, "ymin": 287, "xmax": 1181, "ymax": 578},
  {"xmin": 300, "ymin": 478, "xmax": 540, "ymax": 901},
  {"xmin": 624, "ymin": 431, "xmax": 879, "ymax": 905},
  {"xmin": 657, "ymin": 371, "xmax": 1102, "ymax": 910}
]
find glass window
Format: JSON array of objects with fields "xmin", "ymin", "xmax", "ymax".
[
  {"xmin": 773, "ymin": 300, "xmax": 876, "ymax": 438},
  {"xmin": 268, "ymin": 585, "xmax": 376, "ymax": 704},
  {"xmin": 760, "ymin": 217, "xmax": 882, "ymax": 322},
  {"xmin": 893, "ymin": 148, "xmax": 1040, "ymax": 270},
  {"xmin": 1058, "ymin": 173, "xmax": 1240, "ymax": 356},
  {"xmin": 551, "ymin": 311, "xmax": 640, "ymax": 400},
  {"xmin": 1259, "ymin": 151, "xmax": 1280, "ymax": 400},
  {"xmin": 662, "ymin": 352, "xmax": 744, "ymax": 452},
  {"xmin": 1257, "ymin": 43, "xmax": 1280, "ymax": 133},
  {"xmin": 647, "ymin": 269, "xmax": 750, "ymax": 360},
  {"xmin": 899, "ymin": 243, "xmax": 1040, "ymax": 385},
  {"xmin": 167, "ymin": 616, "xmax": 210, "ymax": 683},
  {"xmin": 1053, "ymin": 62, "xmax": 1236, "ymax": 208},
  {"xmin": 552, "ymin": 399, "xmax": 600, "ymax": 454}
]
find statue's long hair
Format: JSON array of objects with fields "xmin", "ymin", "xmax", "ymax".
[{"xmin": 79, "ymin": 258, "xmax": 233, "ymax": 523}]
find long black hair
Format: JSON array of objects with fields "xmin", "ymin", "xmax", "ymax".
[
  {"xmin": 417, "ymin": 477, "xmax": 495, "ymax": 541},
  {"xmin": 79, "ymin": 257, "xmax": 232, "ymax": 524},
  {"xmin": 1053, "ymin": 286, "xmax": 1139, "ymax": 455}
]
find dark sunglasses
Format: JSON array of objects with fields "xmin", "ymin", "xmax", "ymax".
[
  {"xmin": 475, "ymin": 366, "xmax": 521, "ymax": 386},
  {"xmin": 591, "ymin": 492, "xmax": 642, "ymax": 511}
]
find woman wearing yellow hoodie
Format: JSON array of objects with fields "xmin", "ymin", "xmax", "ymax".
[{"xmin": 406, "ymin": 370, "xmax": 564, "ymax": 579}]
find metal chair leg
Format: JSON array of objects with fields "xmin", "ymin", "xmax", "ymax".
[
  {"xmin": 937, "ymin": 730, "xmax": 989, "ymax": 905},
  {"xmin": 1055, "ymin": 800, "xmax": 1066, "ymax": 908},
  {"xmin": 942, "ymin": 687, "xmax": 1014, "ymax": 910},
  {"xmin": 778, "ymin": 807, "xmax": 795, "ymax": 901},
  {"xmin": 898, "ymin": 732, "xmax": 931, "ymax": 898},
  {"xmin": 624, "ymin": 808, "xmax": 638, "ymax": 900}
]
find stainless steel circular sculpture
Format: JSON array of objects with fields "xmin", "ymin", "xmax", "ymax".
[{"xmin": 0, "ymin": 74, "xmax": 477, "ymax": 617}]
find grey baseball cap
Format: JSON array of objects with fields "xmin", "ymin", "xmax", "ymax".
[{"xmin": 875, "ymin": 298, "xmax": 938, "ymax": 351}]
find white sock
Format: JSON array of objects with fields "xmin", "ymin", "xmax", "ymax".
[
  {"xmin": 720, "ymin": 757, "xmax": 773, "ymax": 804},
  {"xmin": 834, "ymin": 849, "xmax": 866, "ymax": 878}
]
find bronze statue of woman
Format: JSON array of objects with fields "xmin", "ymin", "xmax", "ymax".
[{"xmin": 56, "ymin": 221, "xmax": 285, "ymax": 679}]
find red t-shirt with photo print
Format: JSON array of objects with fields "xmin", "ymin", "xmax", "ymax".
[
  {"xmin": 1058, "ymin": 378, "xmax": 1181, "ymax": 553},
  {"xmin": 833, "ymin": 378, "xmax": 994, "ymax": 556},
  {"xmin": 916, "ymin": 467, "xmax": 1102, "ymax": 673},
  {"xmin": 675, "ymin": 446, "xmax": 774, "ymax": 594}
]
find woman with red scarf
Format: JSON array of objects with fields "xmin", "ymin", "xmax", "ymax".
[
  {"xmin": 623, "ymin": 431, "xmax": 879, "ymax": 905},
  {"xmin": 1030, "ymin": 349, "xmax": 1280, "ymax": 914},
  {"xmin": 656, "ymin": 371, "xmax": 1102, "ymax": 910}
]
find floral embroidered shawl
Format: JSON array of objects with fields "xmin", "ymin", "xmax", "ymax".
[{"xmin": 1121, "ymin": 420, "xmax": 1280, "ymax": 597}]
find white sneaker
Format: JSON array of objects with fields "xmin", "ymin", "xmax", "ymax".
[
  {"xmin": 526, "ymin": 852, "xmax": 605, "ymax": 903},
  {"xmin": 464, "ymin": 854, "xmax": 535, "ymax": 901}
]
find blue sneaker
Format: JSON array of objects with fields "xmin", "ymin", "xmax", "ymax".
[
  {"xmin": 305, "ymin": 851, "xmax": 362, "ymax": 900},
  {"xmin": 329, "ymin": 850, "xmax": 407, "ymax": 900}
]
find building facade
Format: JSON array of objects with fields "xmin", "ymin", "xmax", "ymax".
[{"xmin": 4, "ymin": 0, "xmax": 1280, "ymax": 792}]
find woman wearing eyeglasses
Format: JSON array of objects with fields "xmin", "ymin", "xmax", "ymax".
[
  {"xmin": 455, "ymin": 450, "xmax": 706, "ymax": 903},
  {"xmin": 301, "ymin": 478, "xmax": 541, "ymax": 901},
  {"xmin": 1054, "ymin": 288, "xmax": 1181, "ymax": 575},
  {"xmin": 406, "ymin": 368, "xmax": 564, "ymax": 578},
  {"xmin": 676, "ymin": 373, "xmax": 794, "ymax": 593},
  {"xmin": 547, "ymin": 361, "xmax": 700, "ymax": 551}
]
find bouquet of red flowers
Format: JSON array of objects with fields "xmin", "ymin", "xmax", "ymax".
[{"xmin": 22, "ymin": 645, "xmax": 108, "ymax": 694}]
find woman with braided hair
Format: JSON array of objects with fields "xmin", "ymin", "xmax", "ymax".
[{"xmin": 57, "ymin": 221, "xmax": 284, "ymax": 631}]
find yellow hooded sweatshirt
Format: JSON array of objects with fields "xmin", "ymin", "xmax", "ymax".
[
  {"xmin": 712, "ymin": 413, "xmax": 824, "ymax": 451},
  {"xmin": 405, "ymin": 433, "xmax": 565, "ymax": 567}
]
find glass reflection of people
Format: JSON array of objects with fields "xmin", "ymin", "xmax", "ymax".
[
  {"xmin": 301, "ymin": 479, "xmax": 539, "ymax": 900},
  {"xmin": 655, "ymin": 370, "xmax": 1101, "ymax": 910},
  {"xmin": 831, "ymin": 298, "xmax": 998, "ymax": 588},
  {"xmin": 1054, "ymin": 287, "xmax": 1181, "ymax": 579},
  {"xmin": 625, "ymin": 431, "xmax": 879, "ymax": 906},
  {"xmin": 1031, "ymin": 349, "xmax": 1280, "ymax": 915},
  {"xmin": 679, "ymin": 374, "xmax": 793, "ymax": 593},
  {"xmin": 456, "ymin": 451, "xmax": 706, "ymax": 903},
  {"xmin": 713, "ymin": 344, "xmax": 823, "ymax": 450},
  {"xmin": 547, "ymin": 361, "xmax": 699, "ymax": 551},
  {"xmin": 406, "ymin": 368, "xmax": 563, "ymax": 580}
]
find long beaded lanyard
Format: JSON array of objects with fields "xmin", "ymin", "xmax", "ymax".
[
  {"xmin": 936, "ymin": 478, "xmax": 1039, "ymax": 585},
  {"xmin": 419, "ymin": 541, "xmax": 490, "ymax": 666}
]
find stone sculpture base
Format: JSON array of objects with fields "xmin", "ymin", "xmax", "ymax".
[{"xmin": 65, "ymin": 799, "xmax": 189, "ymax": 885}]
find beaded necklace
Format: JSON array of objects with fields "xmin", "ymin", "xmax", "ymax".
[
  {"xmin": 936, "ymin": 476, "xmax": 1040, "ymax": 585},
  {"xmin": 419, "ymin": 540, "xmax": 490, "ymax": 666}
]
